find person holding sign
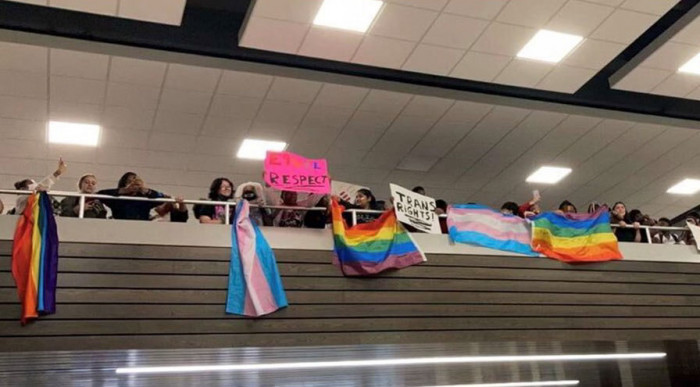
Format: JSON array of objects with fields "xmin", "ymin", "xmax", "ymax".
[
  {"xmin": 390, "ymin": 184, "xmax": 442, "ymax": 234},
  {"xmin": 264, "ymin": 151, "xmax": 330, "ymax": 194},
  {"xmin": 335, "ymin": 188, "xmax": 385, "ymax": 225}
]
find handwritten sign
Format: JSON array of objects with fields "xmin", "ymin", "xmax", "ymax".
[
  {"xmin": 264, "ymin": 151, "xmax": 330, "ymax": 194},
  {"xmin": 390, "ymin": 183, "xmax": 441, "ymax": 234}
]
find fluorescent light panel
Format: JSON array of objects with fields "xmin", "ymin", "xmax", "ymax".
[
  {"xmin": 116, "ymin": 352, "xmax": 665, "ymax": 375},
  {"xmin": 428, "ymin": 381, "xmax": 579, "ymax": 387},
  {"xmin": 517, "ymin": 30, "xmax": 583, "ymax": 63},
  {"xmin": 236, "ymin": 139, "xmax": 287, "ymax": 160},
  {"xmin": 679, "ymin": 52, "xmax": 700, "ymax": 75},
  {"xmin": 526, "ymin": 166, "xmax": 572, "ymax": 184},
  {"xmin": 667, "ymin": 178, "xmax": 700, "ymax": 195},
  {"xmin": 48, "ymin": 121, "xmax": 100, "ymax": 147},
  {"xmin": 313, "ymin": 0, "xmax": 383, "ymax": 32}
]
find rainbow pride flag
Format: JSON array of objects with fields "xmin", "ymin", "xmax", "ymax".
[
  {"xmin": 531, "ymin": 207, "xmax": 622, "ymax": 262},
  {"xmin": 226, "ymin": 200, "xmax": 287, "ymax": 317},
  {"xmin": 447, "ymin": 204, "xmax": 538, "ymax": 256},
  {"xmin": 11, "ymin": 192, "xmax": 59, "ymax": 324},
  {"xmin": 331, "ymin": 199, "xmax": 426, "ymax": 276}
]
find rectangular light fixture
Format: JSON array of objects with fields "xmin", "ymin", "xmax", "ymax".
[
  {"xmin": 313, "ymin": 0, "xmax": 383, "ymax": 33},
  {"xmin": 116, "ymin": 352, "xmax": 665, "ymax": 374},
  {"xmin": 679, "ymin": 52, "xmax": 700, "ymax": 75},
  {"xmin": 48, "ymin": 121, "xmax": 100, "ymax": 147},
  {"xmin": 526, "ymin": 166, "xmax": 572, "ymax": 184},
  {"xmin": 667, "ymin": 178, "xmax": 700, "ymax": 195},
  {"xmin": 236, "ymin": 139, "xmax": 287, "ymax": 160},
  {"xmin": 517, "ymin": 30, "xmax": 583, "ymax": 63},
  {"xmin": 427, "ymin": 381, "xmax": 579, "ymax": 387}
]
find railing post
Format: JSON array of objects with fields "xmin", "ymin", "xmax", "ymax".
[
  {"xmin": 224, "ymin": 203, "xmax": 230, "ymax": 225},
  {"xmin": 645, "ymin": 226, "xmax": 652, "ymax": 244},
  {"xmin": 78, "ymin": 195, "xmax": 86, "ymax": 219},
  {"xmin": 351, "ymin": 210, "xmax": 357, "ymax": 227}
]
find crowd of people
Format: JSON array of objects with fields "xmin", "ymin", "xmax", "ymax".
[{"xmin": 0, "ymin": 159, "xmax": 697, "ymax": 245}]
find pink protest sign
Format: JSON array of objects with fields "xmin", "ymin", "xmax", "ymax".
[{"xmin": 264, "ymin": 151, "xmax": 330, "ymax": 194}]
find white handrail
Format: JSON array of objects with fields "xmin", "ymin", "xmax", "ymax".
[{"xmin": 0, "ymin": 189, "xmax": 692, "ymax": 233}]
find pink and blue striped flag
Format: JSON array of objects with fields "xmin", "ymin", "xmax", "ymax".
[
  {"xmin": 226, "ymin": 200, "xmax": 287, "ymax": 317},
  {"xmin": 447, "ymin": 204, "xmax": 538, "ymax": 256}
]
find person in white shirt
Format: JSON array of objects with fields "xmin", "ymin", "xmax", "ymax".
[{"xmin": 12, "ymin": 158, "xmax": 67, "ymax": 215}]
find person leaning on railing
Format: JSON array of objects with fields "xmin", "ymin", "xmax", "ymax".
[
  {"xmin": 337, "ymin": 188, "xmax": 384, "ymax": 225},
  {"xmin": 193, "ymin": 178, "xmax": 235, "ymax": 225},
  {"xmin": 97, "ymin": 172, "xmax": 174, "ymax": 221},
  {"xmin": 59, "ymin": 174, "xmax": 107, "ymax": 219}
]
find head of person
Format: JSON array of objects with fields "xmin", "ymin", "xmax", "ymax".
[
  {"xmin": 412, "ymin": 186, "xmax": 426, "ymax": 196},
  {"xmin": 316, "ymin": 195, "xmax": 330, "ymax": 208},
  {"xmin": 587, "ymin": 202, "xmax": 601, "ymax": 214},
  {"xmin": 500, "ymin": 201, "xmax": 519, "ymax": 215},
  {"xmin": 435, "ymin": 199, "xmax": 448, "ymax": 215},
  {"xmin": 240, "ymin": 184, "xmax": 259, "ymax": 202},
  {"xmin": 558, "ymin": 200, "xmax": 577, "ymax": 214},
  {"xmin": 0, "ymin": 199, "xmax": 4, "ymax": 214},
  {"xmin": 356, "ymin": 189, "xmax": 377, "ymax": 210},
  {"xmin": 657, "ymin": 217, "xmax": 671, "ymax": 227},
  {"xmin": 281, "ymin": 190, "xmax": 298, "ymax": 206},
  {"xmin": 14, "ymin": 179, "xmax": 34, "ymax": 191},
  {"xmin": 208, "ymin": 178, "xmax": 234, "ymax": 201},
  {"xmin": 611, "ymin": 201, "xmax": 626, "ymax": 220},
  {"xmin": 78, "ymin": 174, "xmax": 97, "ymax": 194},
  {"xmin": 117, "ymin": 172, "xmax": 138, "ymax": 189},
  {"xmin": 628, "ymin": 209, "xmax": 644, "ymax": 223}
]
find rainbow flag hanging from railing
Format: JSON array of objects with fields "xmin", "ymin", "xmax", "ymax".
[
  {"xmin": 11, "ymin": 192, "xmax": 59, "ymax": 324},
  {"xmin": 331, "ymin": 199, "xmax": 426, "ymax": 276},
  {"xmin": 226, "ymin": 200, "xmax": 287, "ymax": 317},
  {"xmin": 531, "ymin": 207, "xmax": 623, "ymax": 262}
]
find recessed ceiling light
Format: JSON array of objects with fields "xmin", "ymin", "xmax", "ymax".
[
  {"xmin": 679, "ymin": 52, "xmax": 700, "ymax": 75},
  {"xmin": 47, "ymin": 121, "xmax": 100, "ymax": 147},
  {"xmin": 517, "ymin": 30, "xmax": 583, "ymax": 63},
  {"xmin": 116, "ymin": 353, "xmax": 665, "ymax": 374},
  {"xmin": 426, "ymin": 381, "xmax": 579, "ymax": 387},
  {"xmin": 236, "ymin": 139, "xmax": 287, "ymax": 160},
  {"xmin": 667, "ymin": 178, "xmax": 700, "ymax": 195},
  {"xmin": 526, "ymin": 166, "xmax": 572, "ymax": 184},
  {"xmin": 313, "ymin": 0, "xmax": 383, "ymax": 33}
]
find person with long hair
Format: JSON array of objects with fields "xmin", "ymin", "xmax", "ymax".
[
  {"xmin": 338, "ymin": 188, "xmax": 384, "ymax": 225},
  {"xmin": 610, "ymin": 201, "xmax": 641, "ymax": 243},
  {"xmin": 11, "ymin": 158, "xmax": 66, "ymax": 215},
  {"xmin": 60, "ymin": 174, "xmax": 107, "ymax": 218},
  {"xmin": 193, "ymin": 178, "xmax": 235, "ymax": 224}
]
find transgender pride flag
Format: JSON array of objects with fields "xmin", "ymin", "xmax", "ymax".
[
  {"xmin": 447, "ymin": 204, "xmax": 537, "ymax": 256},
  {"xmin": 226, "ymin": 200, "xmax": 287, "ymax": 317}
]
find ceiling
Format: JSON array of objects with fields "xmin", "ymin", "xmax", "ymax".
[
  {"xmin": 6, "ymin": 0, "xmax": 187, "ymax": 25},
  {"xmin": 241, "ymin": 0, "xmax": 676, "ymax": 93},
  {"xmin": 0, "ymin": 0, "xmax": 698, "ymax": 219}
]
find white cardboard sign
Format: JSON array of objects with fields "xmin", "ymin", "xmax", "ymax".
[{"xmin": 390, "ymin": 183, "xmax": 441, "ymax": 234}]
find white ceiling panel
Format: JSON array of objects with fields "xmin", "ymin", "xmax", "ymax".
[
  {"xmin": 314, "ymin": 84, "xmax": 368, "ymax": 109},
  {"xmin": 105, "ymin": 82, "xmax": 161, "ymax": 111},
  {"xmin": 109, "ymin": 57, "xmax": 167, "ymax": 87},
  {"xmin": 152, "ymin": 110, "xmax": 204, "ymax": 135},
  {"xmin": 298, "ymin": 26, "xmax": 364, "ymax": 62},
  {"xmin": 240, "ymin": 17, "xmax": 309, "ymax": 55},
  {"xmin": 536, "ymin": 65, "xmax": 597, "ymax": 93},
  {"xmin": 217, "ymin": 71, "xmax": 273, "ymax": 98},
  {"xmin": 50, "ymin": 76, "xmax": 106, "ymax": 105},
  {"xmin": 0, "ymin": 95, "xmax": 47, "ymax": 121},
  {"xmin": 0, "ymin": 70, "xmax": 47, "ymax": 99},
  {"xmin": 402, "ymin": 44, "xmax": 465, "ymax": 76},
  {"xmin": 102, "ymin": 105, "xmax": 155, "ymax": 131},
  {"xmin": 495, "ymin": 60, "xmax": 555, "ymax": 88},
  {"xmin": 164, "ymin": 64, "xmax": 221, "ymax": 93},
  {"xmin": 50, "ymin": 49, "xmax": 109, "ymax": 80},
  {"xmin": 208, "ymin": 95, "xmax": 262, "ymax": 121},
  {"xmin": 497, "ymin": 0, "xmax": 567, "ymax": 28},
  {"xmin": 158, "ymin": 89, "xmax": 212, "ymax": 115},
  {"xmin": 8, "ymin": 0, "xmax": 187, "ymax": 25},
  {"xmin": 0, "ymin": 42, "xmax": 47, "ymax": 74},
  {"xmin": 422, "ymin": 14, "xmax": 489, "ymax": 49},
  {"xmin": 352, "ymin": 36, "xmax": 417, "ymax": 69},
  {"xmin": 545, "ymin": 0, "xmax": 613, "ymax": 36},
  {"xmin": 266, "ymin": 77, "xmax": 323, "ymax": 104},
  {"xmin": 443, "ymin": 0, "xmax": 508, "ymax": 20},
  {"xmin": 369, "ymin": 4, "xmax": 438, "ymax": 42},
  {"xmin": 450, "ymin": 51, "xmax": 512, "ymax": 82}
]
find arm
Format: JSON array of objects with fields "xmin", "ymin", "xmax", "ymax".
[{"xmin": 35, "ymin": 158, "xmax": 67, "ymax": 190}]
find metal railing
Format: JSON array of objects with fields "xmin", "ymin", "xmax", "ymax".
[{"xmin": 0, "ymin": 189, "xmax": 692, "ymax": 244}]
